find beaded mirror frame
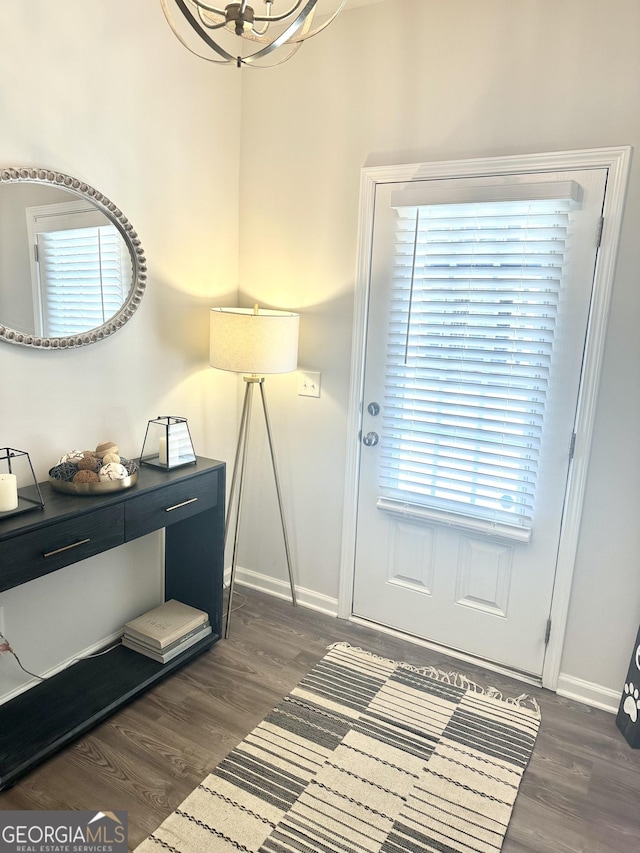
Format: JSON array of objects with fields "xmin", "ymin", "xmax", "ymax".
[{"xmin": 0, "ymin": 167, "xmax": 147, "ymax": 349}]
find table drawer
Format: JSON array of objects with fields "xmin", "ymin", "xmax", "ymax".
[
  {"xmin": 0, "ymin": 505, "xmax": 124, "ymax": 592},
  {"xmin": 125, "ymin": 470, "xmax": 219, "ymax": 541}
]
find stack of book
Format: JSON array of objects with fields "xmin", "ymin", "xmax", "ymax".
[{"xmin": 122, "ymin": 599, "xmax": 211, "ymax": 663}]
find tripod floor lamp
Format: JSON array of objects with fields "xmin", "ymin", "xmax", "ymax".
[{"xmin": 209, "ymin": 305, "xmax": 300, "ymax": 639}]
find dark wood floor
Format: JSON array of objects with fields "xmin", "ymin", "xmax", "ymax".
[{"xmin": 1, "ymin": 587, "xmax": 639, "ymax": 852}]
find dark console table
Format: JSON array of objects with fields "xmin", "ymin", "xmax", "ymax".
[{"xmin": 0, "ymin": 456, "xmax": 225, "ymax": 790}]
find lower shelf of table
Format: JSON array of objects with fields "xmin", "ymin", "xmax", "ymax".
[{"xmin": 0, "ymin": 635, "xmax": 219, "ymax": 790}]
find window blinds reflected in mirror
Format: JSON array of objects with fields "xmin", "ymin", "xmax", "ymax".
[
  {"xmin": 36, "ymin": 225, "xmax": 128, "ymax": 337},
  {"xmin": 27, "ymin": 200, "xmax": 131, "ymax": 338}
]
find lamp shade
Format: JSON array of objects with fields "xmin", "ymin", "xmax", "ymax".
[{"xmin": 209, "ymin": 307, "xmax": 299, "ymax": 375}]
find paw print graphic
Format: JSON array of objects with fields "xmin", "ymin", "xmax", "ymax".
[{"xmin": 623, "ymin": 682, "xmax": 640, "ymax": 723}]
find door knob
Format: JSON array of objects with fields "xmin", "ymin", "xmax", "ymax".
[{"xmin": 362, "ymin": 431, "xmax": 379, "ymax": 447}]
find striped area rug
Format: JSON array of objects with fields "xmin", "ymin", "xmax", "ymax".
[{"xmin": 136, "ymin": 643, "xmax": 540, "ymax": 853}]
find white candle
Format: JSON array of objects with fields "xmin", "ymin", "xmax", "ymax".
[
  {"xmin": 0, "ymin": 473, "xmax": 18, "ymax": 512},
  {"xmin": 158, "ymin": 436, "xmax": 168, "ymax": 465}
]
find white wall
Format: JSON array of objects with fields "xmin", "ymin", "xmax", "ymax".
[
  {"xmin": 237, "ymin": 0, "xmax": 640, "ymax": 695},
  {"xmin": 0, "ymin": 1, "xmax": 241, "ymax": 699}
]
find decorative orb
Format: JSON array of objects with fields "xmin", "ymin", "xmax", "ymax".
[
  {"xmin": 49, "ymin": 462, "xmax": 79, "ymax": 482},
  {"xmin": 99, "ymin": 462, "xmax": 128, "ymax": 481},
  {"xmin": 121, "ymin": 458, "xmax": 138, "ymax": 476},
  {"xmin": 57, "ymin": 450, "xmax": 84, "ymax": 465},
  {"xmin": 96, "ymin": 441, "xmax": 118, "ymax": 458},
  {"xmin": 78, "ymin": 456, "xmax": 101, "ymax": 472},
  {"xmin": 73, "ymin": 470, "xmax": 100, "ymax": 484}
]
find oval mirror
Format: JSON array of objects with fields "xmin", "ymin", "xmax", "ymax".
[{"xmin": 0, "ymin": 168, "xmax": 146, "ymax": 349}]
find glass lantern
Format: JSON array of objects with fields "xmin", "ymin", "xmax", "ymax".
[
  {"xmin": 140, "ymin": 417, "xmax": 196, "ymax": 470},
  {"xmin": 0, "ymin": 447, "xmax": 44, "ymax": 518}
]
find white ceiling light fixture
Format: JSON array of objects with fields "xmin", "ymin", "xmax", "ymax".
[{"xmin": 161, "ymin": 0, "xmax": 346, "ymax": 68}]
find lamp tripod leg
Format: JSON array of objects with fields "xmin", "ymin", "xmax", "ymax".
[
  {"xmin": 259, "ymin": 381, "xmax": 297, "ymax": 607},
  {"xmin": 224, "ymin": 380, "xmax": 252, "ymax": 547},
  {"xmin": 224, "ymin": 381, "xmax": 254, "ymax": 639}
]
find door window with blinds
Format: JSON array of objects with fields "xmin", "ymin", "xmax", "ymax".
[
  {"xmin": 26, "ymin": 201, "xmax": 131, "ymax": 337},
  {"xmin": 378, "ymin": 181, "xmax": 583, "ymax": 539}
]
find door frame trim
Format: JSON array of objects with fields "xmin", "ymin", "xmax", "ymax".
[{"xmin": 338, "ymin": 146, "xmax": 632, "ymax": 690}]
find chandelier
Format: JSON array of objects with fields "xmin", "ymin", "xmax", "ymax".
[{"xmin": 160, "ymin": 0, "xmax": 346, "ymax": 68}]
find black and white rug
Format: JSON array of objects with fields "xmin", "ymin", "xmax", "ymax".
[{"xmin": 136, "ymin": 643, "xmax": 540, "ymax": 853}]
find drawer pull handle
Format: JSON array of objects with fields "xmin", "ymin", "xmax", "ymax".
[
  {"xmin": 43, "ymin": 538, "xmax": 91, "ymax": 558},
  {"xmin": 165, "ymin": 497, "xmax": 198, "ymax": 512}
]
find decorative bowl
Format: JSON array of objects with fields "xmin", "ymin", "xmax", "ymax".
[{"xmin": 48, "ymin": 470, "xmax": 138, "ymax": 495}]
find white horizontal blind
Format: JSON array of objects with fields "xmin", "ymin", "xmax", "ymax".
[
  {"xmin": 37, "ymin": 225, "xmax": 127, "ymax": 337},
  {"xmin": 380, "ymin": 196, "xmax": 575, "ymax": 530}
]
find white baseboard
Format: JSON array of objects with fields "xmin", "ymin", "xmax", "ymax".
[
  {"xmin": 556, "ymin": 672, "xmax": 621, "ymax": 714},
  {"xmin": 228, "ymin": 565, "xmax": 339, "ymax": 617}
]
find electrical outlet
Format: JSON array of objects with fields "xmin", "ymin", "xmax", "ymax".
[{"xmin": 298, "ymin": 370, "xmax": 321, "ymax": 398}]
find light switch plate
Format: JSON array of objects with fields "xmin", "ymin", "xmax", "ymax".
[{"xmin": 298, "ymin": 370, "xmax": 321, "ymax": 398}]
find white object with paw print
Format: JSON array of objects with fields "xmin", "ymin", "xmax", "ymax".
[{"xmin": 623, "ymin": 681, "xmax": 640, "ymax": 723}]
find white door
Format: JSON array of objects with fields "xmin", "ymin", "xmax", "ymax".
[{"xmin": 352, "ymin": 167, "xmax": 607, "ymax": 676}]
